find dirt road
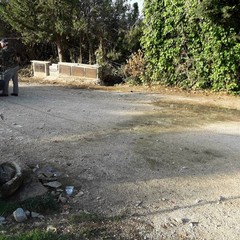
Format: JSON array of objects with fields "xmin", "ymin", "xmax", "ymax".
[{"xmin": 1, "ymin": 81, "xmax": 240, "ymax": 239}]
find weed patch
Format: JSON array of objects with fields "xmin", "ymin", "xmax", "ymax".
[
  {"xmin": 0, "ymin": 194, "xmax": 59, "ymax": 217},
  {"xmin": 0, "ymin": 230, "xmax": 68, "ymax": 240}
]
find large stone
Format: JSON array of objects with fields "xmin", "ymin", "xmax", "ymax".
[
  {"xmin": 13, "ymin": 208, "xmax": 27, "ymax": 222},
  {"xmin": 14, "ymin": 176, "xmax": 48, "ymax": 202}
]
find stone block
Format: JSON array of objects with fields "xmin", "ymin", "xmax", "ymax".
[
  {"xmin": 72, "ymin": 66, "xmax": 85, "ymax": 77},
  {"xmin": 59, "ymin": 65, "xmax": 71, "ymax": 76},
  {"xmin": 31, "ymin": 61, "xmax": 50, "ymax": 77},
  {"xmin": 49, "ymin": 64, "xmax": 59, "ymax": 76},
  {"xmin": 85, "ymin": 68, "xmax": 98, "ymax": 79}
]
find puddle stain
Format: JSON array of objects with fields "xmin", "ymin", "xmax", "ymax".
[
  {"xmin": 121, "ymin": 100, "xmax": 240, "ymax": 133},
  {"xmin": 154, "ymin": 101, "xmax": 240, "ymax": 123},
  {"xmin": 125, "ymin": 101, "xmax": 239, "ymax": 172}
]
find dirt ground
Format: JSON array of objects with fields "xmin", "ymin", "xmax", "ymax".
[{"xmin": 1, "ymin": 79, "xmax": 240, "ymax": 239}]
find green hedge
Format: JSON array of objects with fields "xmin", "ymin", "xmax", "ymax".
[{"xmin": 141, "ymin": 0, "xmax": 240, "ymax": 93}]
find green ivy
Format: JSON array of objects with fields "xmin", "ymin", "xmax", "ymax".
[{"xmin": 141, "ymin": 0, "xmax": 240, "ymax": 93}]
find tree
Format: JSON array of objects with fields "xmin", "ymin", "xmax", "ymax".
[
  {"xmin": 0, "ymin": 0, "xmax": 142, "ymax": 69},
  {"xmin": 0, "ymin": 0, "xmax": 78, "ymax": 62},
  {"xmin": 197, "ymin": 0, "xmax": 240, "ymax": 33}
]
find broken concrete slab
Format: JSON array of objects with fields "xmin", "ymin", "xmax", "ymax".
[{"xmin": 0, "ymin": 161, "xmax": 25, "ymax": 198}]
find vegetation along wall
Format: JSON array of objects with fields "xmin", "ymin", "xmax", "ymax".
[{"xmin": 141, "ymin": 0, "xmax": 240, "ymax": 93}]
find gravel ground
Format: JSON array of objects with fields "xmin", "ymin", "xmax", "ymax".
[{"xmin": 1, "ymin": 80, "xmax": 240, "ymax": 239}]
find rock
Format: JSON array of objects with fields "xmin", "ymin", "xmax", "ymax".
[
  {"xmin": 75, "ymin": 191, "xmax": 84, "ymax": 197},
  {"xmin": 38, "ymin": 174, "xmax": 58, "ymax": 182},
  {"xmin": 58, "ymin": 195, "xmax": 67, "ymax": 204},
  {"xmin": 42, "ymin": 171, "xmax": 54, "ymax": 178},
  {"xmin": 0, "ymin": 217, "xmax": 6, "ymax": 224},
  {"xmin": 37, "ymin": 214, "xmax": 44, "ymax": 219},
  {"xmin": 30, "ymin": 212, "xmax": 44, "ymax": 219},
  {"xmin": 25, "ymin": 210, "xmax": 31, "ymax": 217},
  {"xmin": 135, "ymin": 201, "xmax": 143, "ymax": 207},
  {"xmin": 31, "ymin": 212, "xmax": 40, "ymax": 218},
  {"xmin": 56, "ymin": 188, "xmax": 64, "ymax": 192},
  {"xmin": 13, "ymin": 208, "xmax": 27, "ymax": 222},
  {"xmin": 190, "ymin": 221, "xmax": 199, "ymax": 227},
  {"xmin": 43, "ymin": 181, "xmax": 62, "ymax": 188},
  {"xmin": 12, "ymin": 174, "xmax": 48, "ymax": 202},
  {"xmin": 219, "ymin": 196, "xmax": 226, "ymax": 201},
  {"xmin": 181, "ymin": 218, "xmax": 190, "ymax": 224}
]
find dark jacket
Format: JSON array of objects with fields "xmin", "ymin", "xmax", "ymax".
[{"xmin": 0, "ymin": 47, "xmax": 19, "ymax": 71}]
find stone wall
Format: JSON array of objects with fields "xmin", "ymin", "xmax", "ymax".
[
  {"xmin": 31, "ymin": 61, "xmax": 99, "ymax": 81},
  {"xmin": 58, "ymin": 62, "xmax": 99, "ymax": 80}
]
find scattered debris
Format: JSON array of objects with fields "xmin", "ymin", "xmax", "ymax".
[
  {"xmin": 162, "ymin": 218, "xmax": 179, "ymax": 229},
  {"xmin": 31, "ymin": 212, "xmax": 44, "ymax": 219},
  {"xmin": 75, "ymin": 191, "xmax": 84, "ymax": 197},
  {"xmin": 181, "ymin": 218, "xmax": 190, "ymax": 224},
  {"xmin": 180, "ymin": 166, "xmax": 188, "ymax": 171},
  {"xmin": 65, "ymin": 186, "xmax": 74, "ymax": 196},
  {"xmin": 58, "ymin": 194, "xmax": 68, "ymax": 204},
  {"xmin": 46, "ymin": 225, "xmax": 57, "ymax": 232},
  {"xmin": 190, "ymin": 221, "xmax": 199, "ymax": 227},
  {"xmin": 0, "ymin": 163, "xmax": 77, "ymax": 229},
  {"xmin": 219, "ymin": 196, "xmax": 226, "ymax": 202},
  {"xmin": 135, "ymin": 201, "xmax": 143, "ymax": 207}
]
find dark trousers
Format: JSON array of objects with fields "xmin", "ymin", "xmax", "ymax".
[
  {"xmin": 0, "ymin": 80, "xmax": 4, "ymax": 92},
  {"xmin": 3, "ymin": 66, "xmax": 19, "ymax": 95}
]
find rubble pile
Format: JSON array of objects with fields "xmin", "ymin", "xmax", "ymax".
[{"xmin": 0, "ymin": 162, "xmax": 77, "ymax": 224}]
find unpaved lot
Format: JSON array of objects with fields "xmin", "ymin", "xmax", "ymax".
[{"xmin": 1, "ymin": 81, "xmax": 240, "ymax": 239}]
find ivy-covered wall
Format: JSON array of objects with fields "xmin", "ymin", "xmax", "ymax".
[{"xmin": 141, "ymin": 0, "xmax": 240, "ymax": 93}]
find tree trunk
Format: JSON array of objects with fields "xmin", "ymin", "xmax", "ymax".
[
  {"xmin": 99, "ymin": 36, "xmax": 105, "ymax": 62},
  {"xmin": 56, "ymin": 38, "xmax": 64, "ymax": 62},
  {"xmin": 78, "ymin": 34, "xmax": 83, "ymax": 63},
  {"xmin": 88, "ymin": 40, "xmax": 93, "ymax": 64}
]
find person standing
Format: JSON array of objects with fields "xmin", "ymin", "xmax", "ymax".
[{"xmin": 0, "ymin": 38, "xmax": 20, "ymax": 97}]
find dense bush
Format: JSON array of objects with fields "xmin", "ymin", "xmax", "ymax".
[
  {"xmin": 141, "ymin": 0, "xmax": 240, "ymax": 93},
  {"xmin": 124, "ymin": 49, "xmax": 146, "ymax": 84}
]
